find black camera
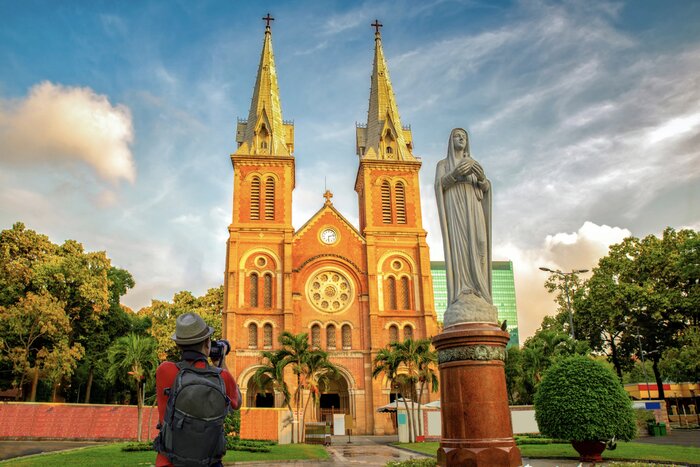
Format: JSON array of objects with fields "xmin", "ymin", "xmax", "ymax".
[{"xmin": 209, "ymin": 339, "xmax": 231, "ymax": 361}]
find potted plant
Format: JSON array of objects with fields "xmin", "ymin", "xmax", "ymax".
[{"xmin": 534, "ymin": 356, "xmax": 636, "ymax": 463}]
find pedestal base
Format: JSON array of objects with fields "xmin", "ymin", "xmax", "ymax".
[{"xmin": 432, "ymin": 322, "xmax": 522, "ymax": 467}]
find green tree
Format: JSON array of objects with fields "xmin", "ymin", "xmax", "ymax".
[
  {"xmin": 372, "ymin": 338, "xmax": 438, "ymax": 442},
  {"xmin": 253, "ymin": 350, "xmax": 294, "ymax": 437},
  {"xmin": 504, "ymin": 346, "xmax": 525, "ymax": 404},
  {"xmin": 106, "ymin": 333, "xmax": 159, "ymax": 441},
  {"xmin": 80, "ymin": 267, "xmax": 136, "ymax": 403},
  {"xmin": 659, "ymin": 327, "xmax": 700, "ymax": 382},
  {"xmin": 0, "ymin": 292, "xmax": 84, "ymax": 401},
  {"xmin": 518, "ymin": 323, "xmax": 589, "ymax": 404},
  {"xmin": 577, "ymin": 229, "xmax": 697, "ymax": 399},
  {"xmin": 139, "ymin": 287, "xmax": 223, "ymax": 361},
  {"xmin": 300, "ymin": 350, "xmax": 339, "ymax": 441}
]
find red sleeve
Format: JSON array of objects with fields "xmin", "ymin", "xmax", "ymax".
[
  {"xmin": 155, "ymin": 361, "xmax": 179, "ymax": 424},
  {"xmin": 221, "ymin": 369, "xmax": 241, "ymax": 410}
]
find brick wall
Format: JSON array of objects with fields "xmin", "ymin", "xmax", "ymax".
[
  {"xmin": 0, "ymin": 402, "xmax": 157, "ymax": 441},
  {"xmin": 239, "ymin": 408, "xmax": 280, "ymax": 440},
  {"xmin": 0, "ymin": 402, "xmax": 285, "ymax": 443}
]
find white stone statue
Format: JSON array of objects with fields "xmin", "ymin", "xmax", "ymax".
[{"xmin": 435, "ymin": 128, "xmax": 498, "ymax": 327}]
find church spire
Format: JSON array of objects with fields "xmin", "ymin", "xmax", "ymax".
[
  {"xmin": 356, "ymin": 20, "xmax": 414, "ymax": 161},
  {"xmin": 235, "ymin": 14, "xmax": 293, "ymax": 156}
]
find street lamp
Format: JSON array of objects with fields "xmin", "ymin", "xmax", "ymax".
[{"xmin": 539, "ymin": 267, "xmax": 589, "ymax": 340}]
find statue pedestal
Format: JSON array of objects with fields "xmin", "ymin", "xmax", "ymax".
[{"xmin": 432, "ymin": 322, "xmax": 521, "ymax": 467}]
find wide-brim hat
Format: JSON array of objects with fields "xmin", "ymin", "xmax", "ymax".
[{"xmin": 171, "ymin": 312, "xmax": 214, "ymax": 345}]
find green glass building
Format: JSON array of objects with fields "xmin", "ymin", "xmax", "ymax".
[{"xmin": 430, "ymin": 260, "xmax": 520, "ymax": 347}]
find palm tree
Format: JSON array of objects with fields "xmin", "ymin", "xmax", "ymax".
[
  {"xmin": 300, "ymin": 350, "xmax": 339, "ymax": 441},
  {"xmin": 253, "ymin": 349, "xmax": 295, "ymax": 440},
  {"xmin": 276, "ymin": 331, "xmax": 311, "ymax": 444},
  {"xmin": 373, "ymin": 343, "xmax": 419, "ymax": 442},
  {"xmin": 414, "ymin": 338, "xmax": 438, "ymax": 439},
  {"xmin": 106, "ymin": 333, "xmax": 159, "ymax": 441}
]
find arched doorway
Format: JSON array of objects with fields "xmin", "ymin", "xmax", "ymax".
[
  {"xmin": 313, "ymin": 372, "xmax": 351, "ymax": 423},
  {"xmin": 246, "ymin": 374, "xmax": 274, "ymax": 408}
]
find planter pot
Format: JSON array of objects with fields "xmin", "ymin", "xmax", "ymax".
[{"xmin": 571, "ymin": 440, "xmax": 606, "ymax": 463}]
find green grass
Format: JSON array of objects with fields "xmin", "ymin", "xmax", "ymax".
[
  {"xmin": 0, "ymin": 442, "xmax": 329, "ymax": 466},
  {"xmin": 396, "ymin": 441, "xmax": 700, "ymax": 465}
]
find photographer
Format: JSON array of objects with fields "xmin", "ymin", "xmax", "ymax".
[{"xmin": 155, "ymin": 312, "xmax": 241, "ymax": 467}]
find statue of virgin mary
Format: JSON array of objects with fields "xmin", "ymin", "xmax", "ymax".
[{"xmin": 435, "ymin": 128, "xmax": 497, "ymax": 327}]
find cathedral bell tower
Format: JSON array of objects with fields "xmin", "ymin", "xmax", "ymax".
[
  {"xmin": 224, "ymin": 15, "xmax": 295, "ymax": 373},
  {"xmin": 355, "ymin": 21, "xmax": 439, "ymax": 347}
]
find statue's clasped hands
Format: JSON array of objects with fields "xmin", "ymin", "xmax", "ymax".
[{"xmin": 455, "ymin": 159, "xmax": 485, "ymax": 181}]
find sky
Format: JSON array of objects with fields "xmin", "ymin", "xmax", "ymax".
[{"xmin": 1, "ymin": 0, "xmax": 699, "ymax": 341}]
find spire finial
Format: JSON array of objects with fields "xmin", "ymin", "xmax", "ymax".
[
  {"xmin": 263, "ymin": 13, "xmax": 274, "ymax": 31},
  {"xmin": 371, "ymin": 19, "xmax": 383, "ymax": 39},
  {"xmin": 323, "ymin": 189, "xmax": 333, "ymax": 205}
]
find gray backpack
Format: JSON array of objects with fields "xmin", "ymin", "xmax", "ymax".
[{"xmin": 155, "ymin": 360, "xmax": 231, "ymax": 466}]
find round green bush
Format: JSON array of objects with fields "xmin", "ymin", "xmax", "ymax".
[{"xmin": 534, "ymin": 355, "xmax": 636, "ymax": 442}]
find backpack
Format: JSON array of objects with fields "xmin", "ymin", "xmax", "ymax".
[{"xmin": 154, "ymin": 360, "xmax": 231, "ymax": 467}]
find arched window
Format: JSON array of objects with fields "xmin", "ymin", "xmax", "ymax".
[
  {"xmin": 395, "ymin": 182, "xmax": 406, "ymax": 224},
  {"xmin": 263, "ymin": 323, "xmax": 273, "ymax": 348},
  {"xmin": 311, "ymin": 324, "xmax": 321, "ymax": 348},
  {"xmin": 386, "ymin": 276, "xmax": 397, "ymax": 310},
  {"xmin": 400, "ymin": 276, "xmax": 410, "ymax": 309},
  {"xmin": 403, "ymin": 325, "xmax": 413, "ymax": 341},
  {"xmin": 342, "ymin": 325, "xmax": 352, "ymax": 349},
  {"xmin": 259, "ymin": 124, "xmax": 270, "ymax": 152},
  {"xmin": 386, "ymin": 146, "xmax": 393, "ymax": 154},
  {"xmin": 389, "ymin": 325, "xmax": 398, "ymax": 343},
  {"xmin": 326, "ymin": 324, "xmax": 336, "ymax": 350},
  {"xmin": 263, "ymin": 273, "xmax": 273, "ymax": 308},
  {"xmin": 248, "ymin": 323, "xmax": 258, "ymax": 348},
  {"xmin": 250, "ymin": 176, "xmax": 261, "ymax": 220},
  {"xmin": 250, "ymin": 273, "xmax": 259, "ymax": 307},
  {"xmin": 264, "ymin": 177, "xmax": 275, "ymax": 220},
  {"xmin": 381, "ymin": 180, "xmax": 392, "ymax": 223}
]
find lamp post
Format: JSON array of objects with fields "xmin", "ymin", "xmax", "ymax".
[{"xmin": 539, "ymin": 267, "xmax": 589, "ymax": 340}]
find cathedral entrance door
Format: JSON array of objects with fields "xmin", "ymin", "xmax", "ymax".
[
  {"xmin": 315, "ymin": 373, "xmax": 350, "ymax": 425},
  {"xmin": 246, "ymin": 374, "xmax": 274, "ymax": 408}
]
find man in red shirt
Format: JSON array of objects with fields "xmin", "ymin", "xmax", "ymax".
[{"xmin": 155, "ymin": 312, "xmax": 241, "ymax": 467}]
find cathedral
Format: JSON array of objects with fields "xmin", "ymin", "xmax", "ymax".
[{"xmin": 222, "ymin": 19, "xmax": 439, "ymax": 435}]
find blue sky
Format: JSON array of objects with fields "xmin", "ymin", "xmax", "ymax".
[{"xmin": 1, "ymin": 0, "xmax": 699, "ymax": 339}]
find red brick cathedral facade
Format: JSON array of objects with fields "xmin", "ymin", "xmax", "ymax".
[{"xmin": 223, "ymin": 22, "xmax": 439, "ymax": 435}]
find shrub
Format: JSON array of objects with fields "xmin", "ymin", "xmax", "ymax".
[
  {"xmin": 534, "ymin": 355, "xmax": 636, "ymax": 442},
  {"xmin": 225, "ymin": 438, "xmax": 273, "ymax": 452},
  {"xmin": 385, "ymin": 459, "xmax": 437, "ymax": 467},
  {"xmin": 121, "ymin": 442, "xmax": 153, "ymax": 452},
  {"xmin": 225, "ymin": 410, "xmax": 241, "ymax": 441}
]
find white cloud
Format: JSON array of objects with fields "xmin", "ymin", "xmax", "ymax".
[
  {"xmin": 0, "ymin": 82, "xmax": 135, "ymax": 183},
  {"xmin": 494, "ymin": 222, "xmax": 632, "ymax": 342}
]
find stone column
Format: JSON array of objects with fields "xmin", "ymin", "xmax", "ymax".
[{"xmin": 432, "ymin": 322, "xmax": 521, "ymax": 467}]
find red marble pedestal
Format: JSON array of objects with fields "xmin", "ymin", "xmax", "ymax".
[{"xmin": 432, "ymin": 322, "xmax": 522, "ymax": 467}]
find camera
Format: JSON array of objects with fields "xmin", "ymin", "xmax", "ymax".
[{"xmin": 209, "ymin": 339, "xmax": 231, "ymax": 361}]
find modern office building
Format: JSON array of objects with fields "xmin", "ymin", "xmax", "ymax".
[{"xmin": 430, "ymin": 261, "xmax": 520, "ymax": 346}]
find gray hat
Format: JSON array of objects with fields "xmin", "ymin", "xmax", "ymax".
[{"xmin": 171, "ymin": 312, "xmax": 214, "ymax": 345}]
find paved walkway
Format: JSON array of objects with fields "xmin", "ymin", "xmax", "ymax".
[{"xmin": 0, "ymin": 440, "xmax": 101, "ymax": 460}]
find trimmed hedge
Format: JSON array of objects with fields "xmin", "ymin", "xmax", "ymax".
[{"xmin": 534, "ymin": 355, "xmax": 636, "ymax": 442}]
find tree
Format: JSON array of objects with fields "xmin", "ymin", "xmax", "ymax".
[
  {"xmin": 300, "ymin": 350, "xmax": 338, "ymax": 441},
  {"xmin": 659, "ymin": 327, "xmax": 700, "ymax": 382},
  {"xmin": 509, "ymin": 319, "xmax": 589, "ymax": 405},
  {"xmin": 575, "ymin": 229, "xmax": 698, "ymax": 399},
  {"xmin": 0, "ymin": 292, "xmax": 83, "ymax": 401},
  {"xmin": 414, "ymin": 339, "xmax": 438, "ymax": 439},
  {"xmin": 534, "ymin": 356, "xmax": 636, "ymax": 461},
  {"xmin": 253, "ymin": 350, "xmax": 294, "ymax": 439},
  {"xmin": 372, "ymin": 338, "xmax": 438, "ymax": 442},
  {"xmin": 139, "ymin": 287, "xmax": 224, "ymax": 361},
  {"xmin": 106, "ymin": 334, "xmax": 159, "ymax": 441},
  {"xmin": 80, "ymin": 267, "xmax": 136, "ymax": 403}
]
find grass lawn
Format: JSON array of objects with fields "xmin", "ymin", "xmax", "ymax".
[
  {"xmin": 396, "ymin": 441, "xmax": 700, "ymax": 465},
  {"xmin": 0, "ymin": 442, "xmax": 329, "ymax": 466}
]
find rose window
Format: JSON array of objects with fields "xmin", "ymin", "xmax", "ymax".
[{"xmin": 307, "ymin": 270, "xmax": 353, "ymax": 313}]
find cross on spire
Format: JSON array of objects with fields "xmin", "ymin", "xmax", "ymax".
[
  {"xmin": 371, "ymin": 19, "xmax": 383, "ymax": 35},
  {"xmin": 262, "ymin": 13, "xmax": 274, "ymax": 29},
  {"xmin": 323, "ymin": 189, "xmax": 334, "ymax": 205}
]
